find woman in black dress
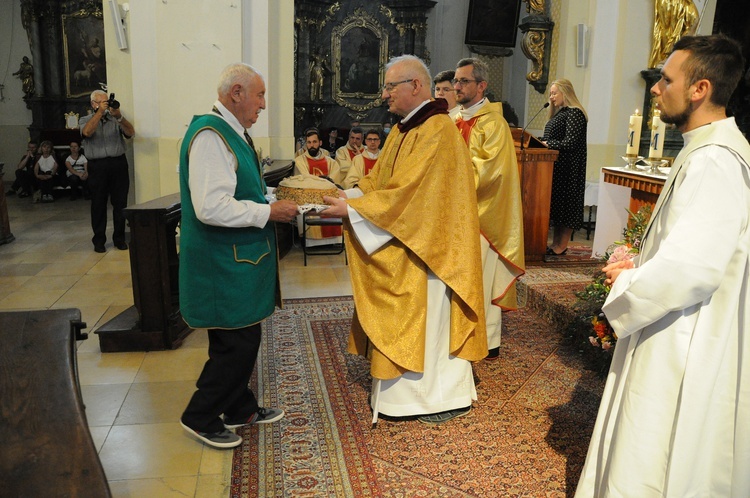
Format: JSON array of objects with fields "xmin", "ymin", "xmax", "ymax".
[{"xmin": 541, "ymin": 79, "xmax": 588, "ymax": 256}]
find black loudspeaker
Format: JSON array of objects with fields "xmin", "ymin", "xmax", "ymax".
[{"xmin": 464, "ymin": 0, "xmax": 524, "ymax": 48}]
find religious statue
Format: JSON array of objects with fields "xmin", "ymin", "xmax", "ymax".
[
  {"xmin": 12, "ymin": 56, "xmax": 35, "ymax": 98},
  {"xmin": 309, "ymin": 53, "xmax": 328, "ymax": 101},
  {"xmin": 648, "ymin": 0, "xmax": 699, "ymax": 68}
]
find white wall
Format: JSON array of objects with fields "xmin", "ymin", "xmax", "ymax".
[
  {"xmin": 0, "ymin": 0, "xmax": 35, "ymax": 169},
  {"xmin": 426, "ymin": 0, "xmax": 472, "ymax": 76},
  {"xmin": 104, "ymin": 0, "xmax": 295, "ymax": 202}
]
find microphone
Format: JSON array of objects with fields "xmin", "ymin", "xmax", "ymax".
[{"xmin": 521, "ymin": 102, "xmax": 550, "ymax": 151}]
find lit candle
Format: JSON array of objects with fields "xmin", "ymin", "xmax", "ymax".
[
  {"xmin": 627, "ymin": 109, "xmax": 643, "ymax": 156},
  {"xmin": 649, "ymin": 110, "xmax": 666, "ymax": 159}
]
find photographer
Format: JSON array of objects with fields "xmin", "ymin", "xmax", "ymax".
[{"xmin": 80, "ymin": 90, "xmax": 135, "ymax": 253}]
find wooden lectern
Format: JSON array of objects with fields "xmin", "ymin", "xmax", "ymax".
[
  {"xmin": 96, "ymin": 193, "xmax": 189, "ymax": 352},
  {"xmin": 512, "ymin": 128, "xmax": 559, "ymax": 262},
  {"xmin": 97, "ymin": 161, "xmax": 294, "ymax": 352}
]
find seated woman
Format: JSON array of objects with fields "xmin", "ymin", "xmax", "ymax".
[
  {"xmin": 64, "ymin": 141, "xmax": 89, "ymax": 200},
  {"xmin": 33, "ymin": 140, "xmax": 59, "ymax": 203}
]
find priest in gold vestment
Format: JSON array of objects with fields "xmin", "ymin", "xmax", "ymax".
[
  {"xmin": 454, "ymin": 58, "xmax": 525, "ymax": 359},
  {"xmin": 324, "ymin": 55, "xmax": 487, "ymax": 425}
]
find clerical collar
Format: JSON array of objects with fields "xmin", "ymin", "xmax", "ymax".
[
  {"xmin": 458, "ymin": 98, "xmax": 486, "ymax": 120},
  {"xmin": 401, "ymin": 99, "xmax": 432, "ymax": 124},
  {"xmin": 363, "ymin": 150, "xmax": 379, "ymax": 159},
  {"xmin": 397, "ymin": 99, "xmax": 449, "ymax": 133}
]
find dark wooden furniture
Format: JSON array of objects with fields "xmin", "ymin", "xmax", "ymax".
[
  {"xmin": 40, "ymin": 128, "xmax": 82, "ymax": 146},
  {"xmin": 0, "ymin": 172, "xmax": 15, "ymax": 245},
  {"xmin": 512, "ymin": 128, "xmax": 559, "ymax": 262},
  {"xmin": 97, "ymin": 193, "xmax": 189, "ymax": 352},
  {"xmin": 301, "ymin": 211, "xmax": 347, "ymax": 266},
  {"xmin": 602, "ymin": 167, "xmax": 665, "ymax": 213},
  {"xmin": 265, "ymin": 160, "xmax": 295, "ymax": 258},
  {"xmin": 0, "ymin": 309, "xmax": 111, "ymax": 497},
  {"xmin": 98, "ymin": 161, "xmax": 294, "ymax": 352}
]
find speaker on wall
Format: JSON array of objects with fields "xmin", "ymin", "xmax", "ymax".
[
  {"xmin": 464, "ymin": 0, "xmax": 524, "ymax": 48},
  {"xmin": 108, "ymin": 0, "xmax": 128, "ymax": 50},
  {"xmin": 576, "ymin": 23, "xmax": 588, "ymax": 67}
]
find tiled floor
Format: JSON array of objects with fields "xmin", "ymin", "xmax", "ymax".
[
  {"xmin": 0, "ymin": 191, "xmax": 351, "ymax": 497},
  {"xmin": 1, "ymin": 189, "xmax": 593, "ymax": 497}
]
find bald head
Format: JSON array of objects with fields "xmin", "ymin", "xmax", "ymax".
[{"xmin": 381, "ymin": 55, "xmax": 432, "ymax": 117}]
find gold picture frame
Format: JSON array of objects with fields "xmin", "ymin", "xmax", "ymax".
[
  {"xmin": 331, "ymin": 9, "xmax": 388, "ymax": 112},
  {"xmin": 62, "ymin": 9, "xmax": 106, "ymax": 98},
  {"xmin": 64, "ymin": 112, "xmax": 80, "ymax": 129}
]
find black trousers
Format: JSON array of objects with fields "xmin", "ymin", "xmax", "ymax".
[
  {"xmin": 182, "ymin": 324, "xmax": 262, "ymax": 433},
  {"xmin": 67, "ymin": 174, "xmax": 89, "ymax": 198},
  {"xmin": 88, "ymin": 155, "xmax": 129, "ymax": 246},
  {"xmin": 11, "ymin": 168, "xmax": 33, "ymax": 194}
]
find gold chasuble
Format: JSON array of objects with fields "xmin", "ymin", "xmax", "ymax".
[
  {"xmin": 455, "ymin": 100, "xmax": 525, "ymax": 310},
  {"xmin": 346, "ymin": 100, "xmax": 487, "ymax": 380}
]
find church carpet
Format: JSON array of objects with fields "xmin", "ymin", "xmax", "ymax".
[{"xmin": 231, "ymin": 295, "xmax": 605, "ymax": 497}]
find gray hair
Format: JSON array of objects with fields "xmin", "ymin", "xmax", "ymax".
[
  {"xmin": 90, "ymin": 89, "xmax": 107, "ymax": 103},
  {"xmin": 217, "ymin": 63, "xmax": 263, "ymax": 95},
  {"xmin": 386, "ymin": 54, "xmax": 431, "ymax": 85},
  {"xmin": 456, "ymin": 57, "xmax": 489, "ymax": 83}
]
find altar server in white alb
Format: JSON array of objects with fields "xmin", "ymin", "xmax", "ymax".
[{"xmin": 576, "ymin": 34, "xmax": 750, "ymax": 497}]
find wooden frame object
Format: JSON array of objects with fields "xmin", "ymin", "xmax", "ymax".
[
  {"xmin": 62, "ymin": 9, "xmax": 106, "ymax": 98},
  {"xmin": 331, "ymin": 8, "xmax": 388, "ymax": 112}
]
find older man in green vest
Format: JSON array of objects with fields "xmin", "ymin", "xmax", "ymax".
[{"xmin": 178, "ymin": 63, "xmax": 298, "ymax": 449}]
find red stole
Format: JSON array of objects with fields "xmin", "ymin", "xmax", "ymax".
[
  {"xmin": 455, "ymin": 116, "xmax": 479, "ymax": 144},
  {"xmin": 306, "ymin": 155, "xmax": 331, "ymax": 177},
  {"xmin": 363, "ymin": 156, "xmax": 378, "ymax": 175},
  {"xmin": 305, "ymin": 155, "xmax": 340, "ymax": 238},
  {"xmin": 346, "ymin": 147, "xmax": 359, "ymax": 160}
]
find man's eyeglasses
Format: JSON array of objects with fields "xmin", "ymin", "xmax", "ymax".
[
  {"xmin": 383, "ymin": 79, "xmax": 414, "ymax": 92},
  {"xmin": 451, "ymin": 78, "xmax": 479, "ymax": 86},
  {"xmin": 365, "ymin": 137, "xmax": 380, "ymax": 141}
]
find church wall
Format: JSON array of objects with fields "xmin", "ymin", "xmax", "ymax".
[
  {"xmin": 0, "ymin": 0, "xmax": 35, "ymax": 169},
  {"xmin": 426, "ymin": 0, "xmax": 473, "ymax": 78},
  {"xmin": 103, "ymin": 0, "xmax": 294, "ymax": 202},
  {"xmin": 3, "ymin": 0, "xmax": 720, "ymax": 200}
]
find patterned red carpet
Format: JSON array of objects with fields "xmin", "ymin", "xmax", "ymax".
[{"xmin": 231, "ymin": 294, "xmax": 605, "ymax": 497}]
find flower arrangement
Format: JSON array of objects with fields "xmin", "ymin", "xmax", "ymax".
[{"xmin": 572, "ymin": 204, "xmax": 652, "ymax": 357}]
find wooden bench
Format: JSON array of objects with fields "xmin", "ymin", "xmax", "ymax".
[{"xmin": 0, "ymin": 309, "xmax": 111, "ymax": 497}]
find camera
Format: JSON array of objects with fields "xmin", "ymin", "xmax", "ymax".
[{"xmin": 107, "ymin": 93, "xmax": 120, "ymax": 110}]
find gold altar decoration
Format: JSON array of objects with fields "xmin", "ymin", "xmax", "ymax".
[
  {"xmin": 519, "ymin": 0, "xmax": 554, "ymax": 93},
  {"xmin": 295, "ymin": 2, "xmax": 340, "ymax": 32},
  {"xmin": 331, "ymin": 8, "xmax": 387, "ymax": 112},
  {"xmin": 648, "ymin": 0, "xmax": 699, "ymax": 68}
]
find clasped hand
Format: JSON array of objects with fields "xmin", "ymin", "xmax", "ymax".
[{"xmin": 601, "ymin": 259, "xmax": 634, "ymax": 286}]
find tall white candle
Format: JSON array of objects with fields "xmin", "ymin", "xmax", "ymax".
[
  {"xmin": 627, "ymin": 110, "xmax": 643, "ymax": 156},
  {"xmin": 649, "ymin": 111, "xmax": 666, "ymax": 159}
]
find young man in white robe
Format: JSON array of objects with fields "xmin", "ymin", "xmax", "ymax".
[{"xmin": 576, "ymin": 34, "xmax": 750, "ymax": 497}]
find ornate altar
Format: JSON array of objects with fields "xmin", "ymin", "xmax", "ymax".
[
  {"xmin": 18, "ymin": 0, "xmax": 104, "ymax": 141},
  {"xmin": 294, "ymin": 0, "xmax": 436, "ymax": 136}
]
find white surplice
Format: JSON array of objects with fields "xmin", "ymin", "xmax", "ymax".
[
  {"xmin": 576, "ymin": 118, "xmax": 750, "ymax": 497},
  {"xmin": 345, "ymin": 189, "xmax": 476, "ymax": 423}
]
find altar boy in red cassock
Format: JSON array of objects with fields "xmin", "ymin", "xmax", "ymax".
[{"xmin": 293, "ymin": 128, "xmax": 342, "ymax": 241}]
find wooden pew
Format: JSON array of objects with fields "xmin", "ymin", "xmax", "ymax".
[{"xmin": 0, "ymin": 309, "xmax": 111, "ymax": 497}]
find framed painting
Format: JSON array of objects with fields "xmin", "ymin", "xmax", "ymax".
[
  {"xmin": 332, "ymin": 9, "xmax": 388, "ymax": 112},
  {"xmin": 465, "ymin": 0, "xmax": 523, "ymax": 48},
  {"xmin": 62, "ymin": 10, "xmax": 106, "ymax": 98}
]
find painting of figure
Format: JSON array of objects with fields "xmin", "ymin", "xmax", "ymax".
[{"xmin": 63, "ymin": 13, "xmax": 106, "ymax": 97}]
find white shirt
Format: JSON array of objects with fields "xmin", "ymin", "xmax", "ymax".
[{"xmin": 187, "ymin": 100, "xmax": 271, "ymax": 228}]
